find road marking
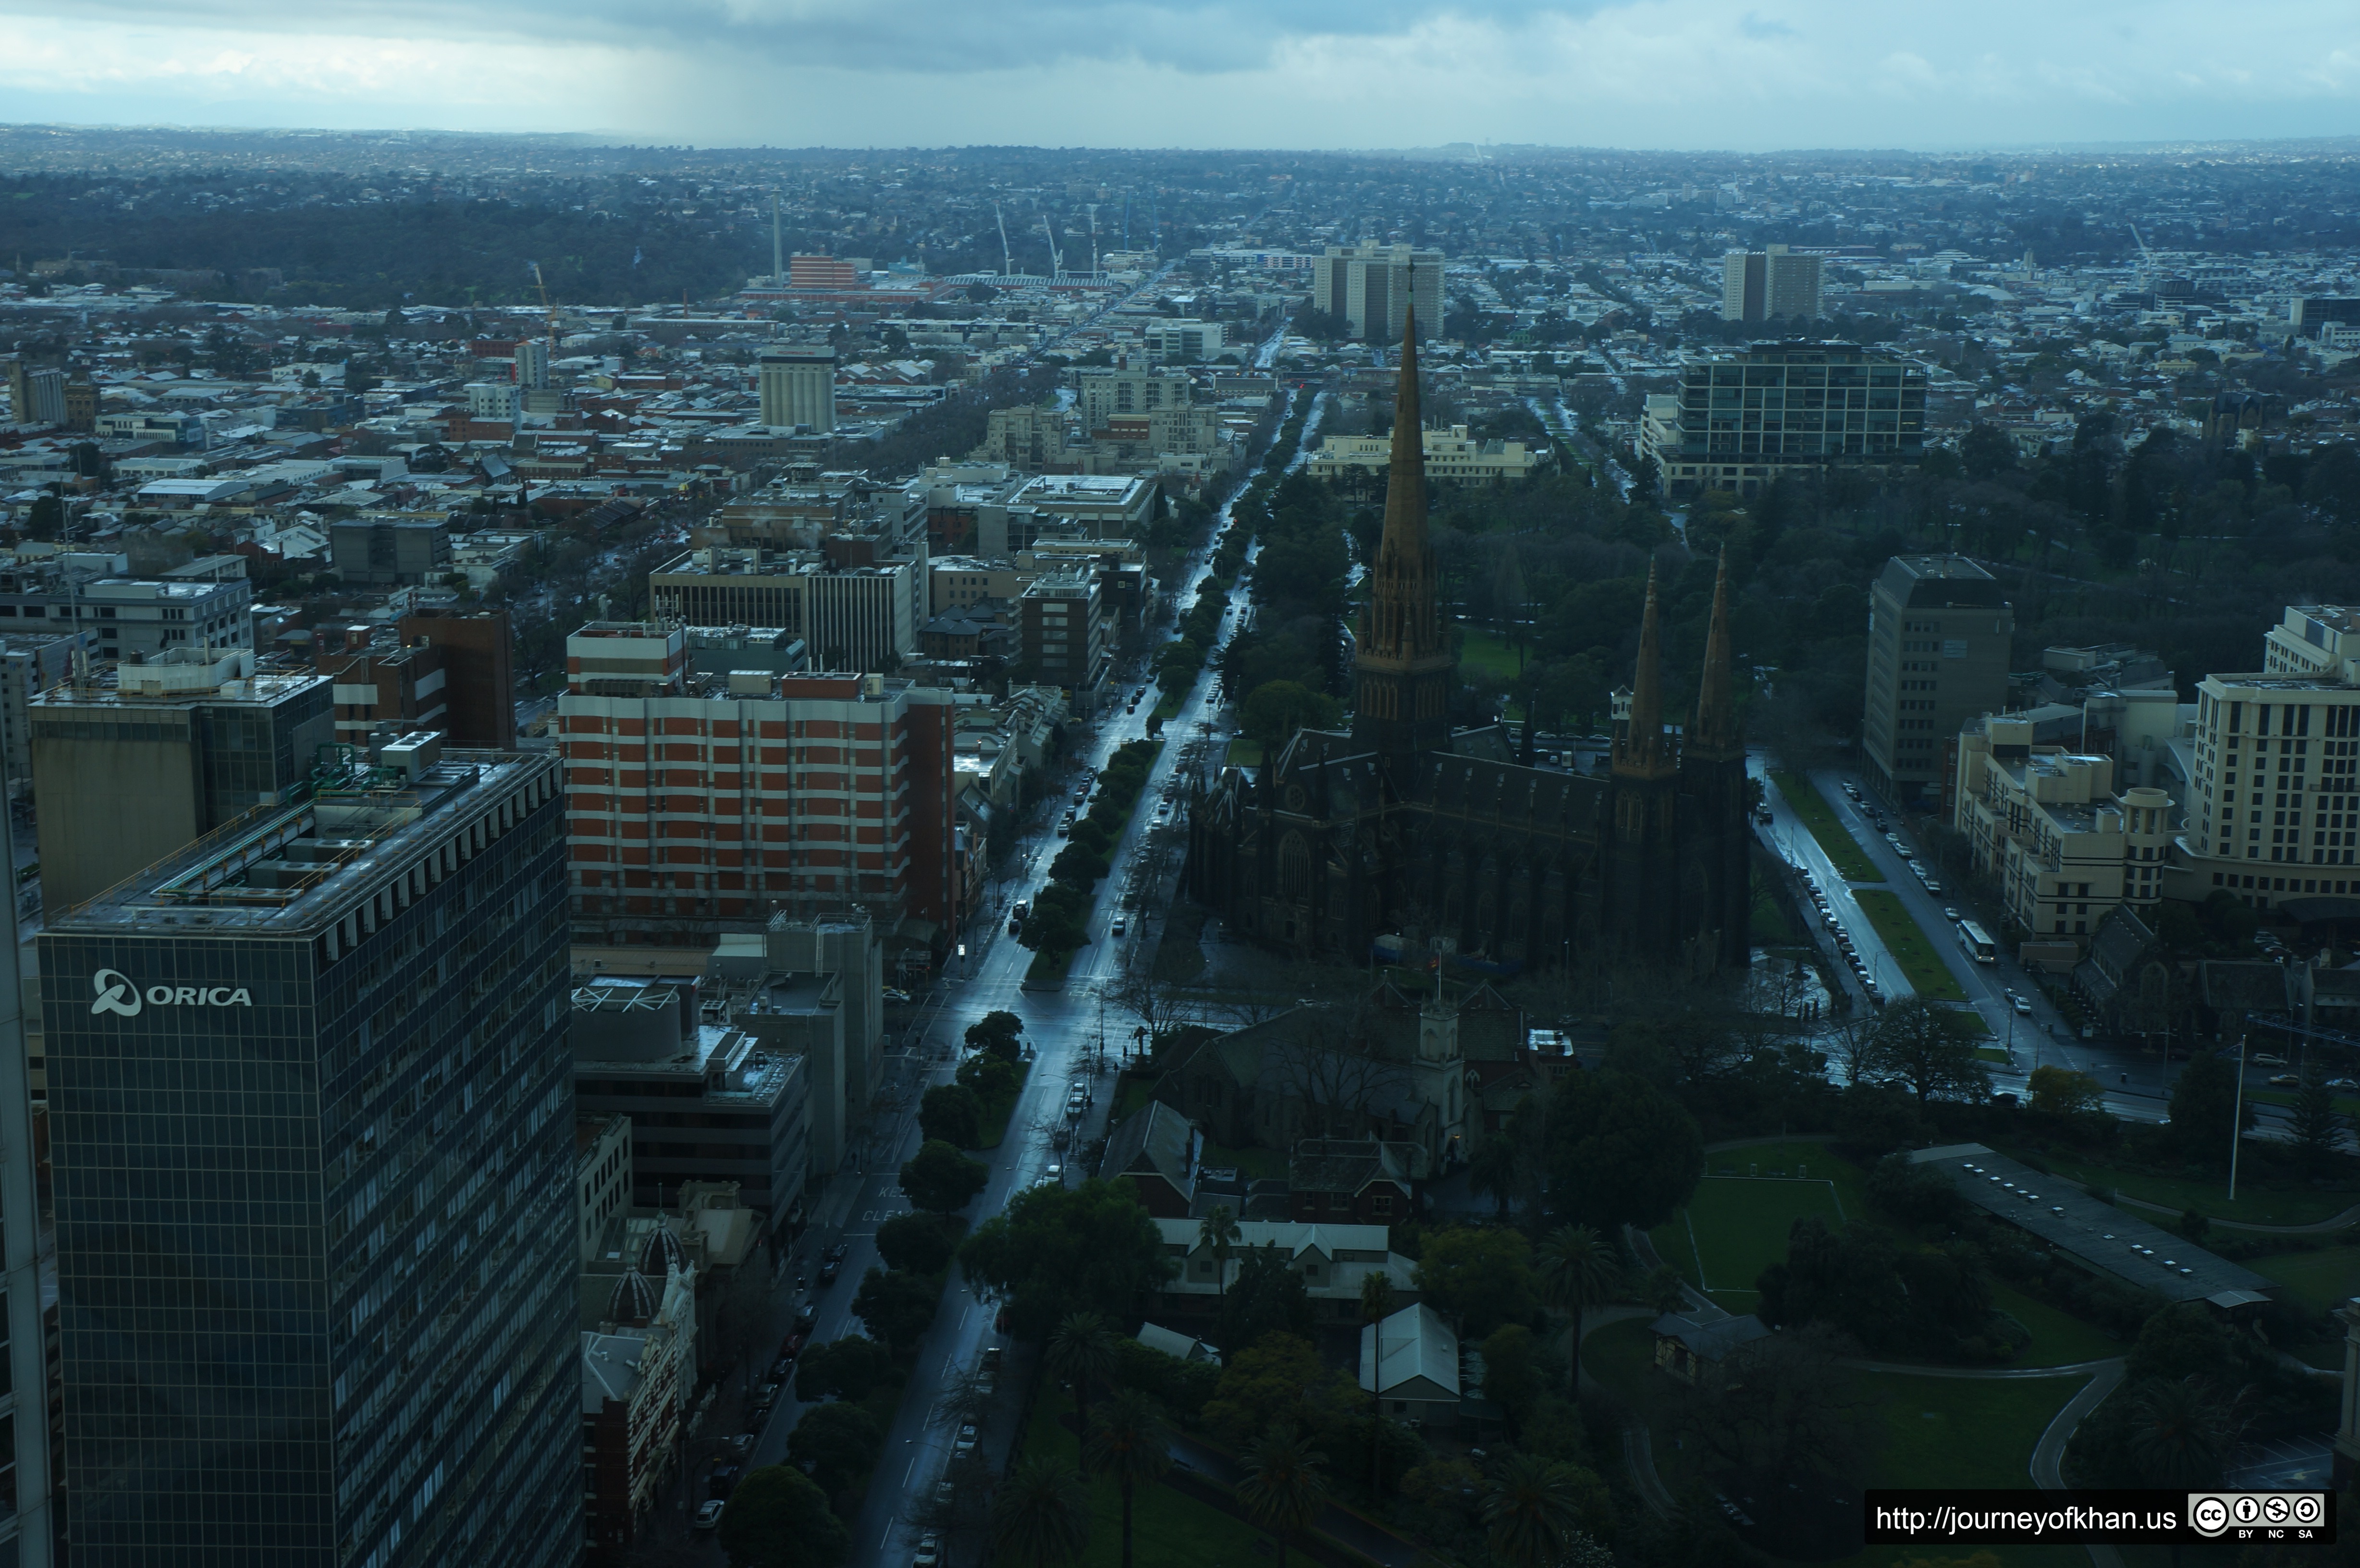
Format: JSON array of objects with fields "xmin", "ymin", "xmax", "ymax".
[{"xmin": 904, "ymin": 1456, "xmax": 918, "ymax": 1484}]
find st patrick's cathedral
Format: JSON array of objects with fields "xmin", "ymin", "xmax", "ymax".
[{"xmin": 1185, "ymin": 303, "xmax": 1755, "ymax": 976}]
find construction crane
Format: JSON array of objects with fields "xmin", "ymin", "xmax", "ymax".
[
  {"xmin": 1085, "ymin": 204, "xmax": 1100, "ymax": 277},
  {"xmin": 530, "ymin": 261, "xmax": 558, "ymax": 352},
  {"xmin": 994, "ymin": 201, "xmax": 1015, "ymax": 280},
  {"xmin": 2127, "ymin": 222, "xmax": 2158, "ymax": 290},
  {"xmin": 1039, "ymin": 215, "xmax": 1065, "ymax": 282}
]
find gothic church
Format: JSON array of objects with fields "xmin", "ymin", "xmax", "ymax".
[{"xmin": 1186, "ymin": 303, "xmax": 1755, "ymax": 975}]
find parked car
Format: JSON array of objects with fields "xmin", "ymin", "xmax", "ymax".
[
  {"xmin": 695, "ymin": 1499, "xmax": 726, "ymax": 1532},
  {"xmin": 708, "ymin": 1465, "xmax": 743, "ymax": 1500},
  {"xmin": 2326, "ymin": 1076, "xmax": 2359, "ymax": 1090},
  {"xmin": 2268, "ymin": 1073, "xmax": 2303, "ymax": 1087},
  {"xmin": 2014, "ymin": 997, "xmax": 2033, "ymax": 1016},
  {"xmin": 955, "ymin": 1423, "xmax": 979, "ymax": 1457},
  {"xmin": 817, "ymin": 1257, "xmax": 841, "ymax": 1286},
  {"xmin": 1943, "ymin": 907, "xmax": 1961, "ymax": 922},
  {"xmin": 794, "ymin": 1305, "xmax": 817, "ymax": 1334},
  {"xmin": 982, "ymin": 1346, "xmax": 1004, "ymax": 1372},
  {"xmin": 912, "ymin": 1534, "xmax": 944, "ymax": 1568},
  {"xmin": 2250, "ymin": 1053, "xmax": 2288, "ymax": 1066},
  {"xmin": 883, "ymin": 986, "xmax": 911, "ymax": 1004},
  {"xmin": 1111, "ymin": 917, "xmax": 1127, "ymax": 938}
]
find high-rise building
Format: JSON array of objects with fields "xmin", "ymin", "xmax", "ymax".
[
  {"xmin": 0, "ymin": 630, "xmax": 90, "ymax": 796},
  {"xmin": 1651, "ymin": 342, "xmax": 1926, "ymax": 499},
  {"xmin": 558, "ymin": 626, "xmax": 962, "ymax": 954},
  {"xmin": 1018, "ymin": 565, "xmax": 1112, "ymax": 707},
  {"xmin": 1862, "ymin": 555, "xmax": 2014, "ymax": 805},
  {"xmin": 0, "ymin": 813, "xmax": 55, "ymax": 1565},
  {"xmin": 1312, "ymin": 246, "xmax": 1443, "ymax": 343},
  {"xmin": 1721, "ymin": 245, "xmax": 1822, "ymax": 323},
  {"xmin": 513, "ymin": 338, "xmax": 550, "ymax": 392},
  {"xmin": 758, "ymin": 346, "xmax": 836, "ymax": 433},
  {"xmin": 649, "ymin": 548, "xmax": 921, "ymax": 673},
  {"xmin": 38, "ymin": 741, "xmax": 578, "ymax": 1566},
  {"xmin": 5, "ymin": 363, "xmax": 66, "ymax": 427},
  {"xmin": 331, "ymin": 520, "xmax": 454, "ymax": 588},
  {"xmin": 31, "ymin": 651, "xmax": 334, "ymax": 910},
  {"xmin": 465, "ymin": 381, "xmax": 521, "ymax": 423},
  {"xmin": 312, "ymin": 610, "xmax": 517, "ymax": 751},
  {"xmin": 400, "ymin": 608, "xmax": 518, "ymax": 750},
  {"xmin": 1141, "ymin": 319, "xmax": 1225, "ymax": 363}
]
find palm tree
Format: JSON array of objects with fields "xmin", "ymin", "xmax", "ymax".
[
  {"xmin": 1045, "ymin": 1311, "xmax": 1118, "ymax": 1434},
  {"xmin": 1357, "ymin": 1271, "xmax": 1395, "ymax": 1492},
  {"xmin": 2127, "ymin": 1377, "xmax": 2232, "ymax": 1491},
  {"xmin": 1479, "ymin": 1452, "xmax": 1592, "ymax": 1568},
  {"xmin": 1467, "ymin": 1134, "xmax": 1522, "ymax": 1219},
  {"xmin": 1236, "ymin": 1432, "xmax": 1329, "ymax": 1568},
  {"xmin": 1086, "ymin": 1388, "xmax": 1172, "ymax": 1568},
  {"xmin": 1198, "ymin": 1204, "xmax": 1241, "ymax": 1298},
  {"xmin": 1536, "ymin": 1224, "xmax": 1622, "ymax": 1397},
  {"xmin": 989, "ymin": 1455, "xmax": 1091, "ymax": 1568}
]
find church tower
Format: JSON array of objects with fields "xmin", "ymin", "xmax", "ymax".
[
  {"xmin": 1351, "ymin": 293, "xmax": 1456, "ymax": 776},
  {"xmin": 1684, "ymin": 549, "xmax": 1754, "ymax": 969},
  {"xmin": 1610, "ymin": 561, "xmax": 1682, "ymax": 957}
]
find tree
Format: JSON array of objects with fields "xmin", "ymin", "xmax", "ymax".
[
  {"xmin": 717, "ymin": 1464, "xmax": 850, "ymax": 1568},
  {"xmin": 1413, "ymin": 1225, "xmax": 1538, "ymax": 1338},
  {"xmin": 785, "ymin": 1400, "xmax": 884, "ymax": 1502},
  {"xmin": 1468, "ymin": 1134, "xmax": 1523, "ymax": 1219},
  {"xmin": 1479, "ymin": 1453, "xmax": 1607, "ymax": 1568},
  {"xmin": 1238, "ymin": 679, "xmax": 1344, "ymax": 750},
  {"xmin": 1046, "ymin": 1311, "xmax": 1119, "ymax": 1434},
  {"xmin": 1086, "ymin": 1388, "xmax": 1172, "ymax": 1568},
  {"xmin": 956, "ymin": 1051, "xmax": 1020, "ymax": 1106},
  {"xmin": 1201, "ymin": 1332, "xmax": 1362, "ymax": 1447},
  {"xmin": 1198, "ymin": 1204, "xmax": 1241, "ymax": 1299},
  {"xmin": 1236, "ymin": 1432, "xmax": 1330, "ymax": 1568},
  {"xmin": 919, "ymin": 1082, "xmax": 984, "ymax": 1149},
  {"xmin": 1480, "ymin": 1323, "xmax": 1540, "ymax": 1424},
  {"xmin": 1535, "ymin": 1225, "xmax": 1622, "ymax": 1395},
  {"xmin": 852, "ymin": 1267, "xmax": 940, "ymax": 1356},
  {"xmin": 989, "ymin": 1456, "xmax": 1091, "ymax": 1568},
  {"xmin": 900, "ymin": 1139, "xmax": 988, "ymax": 1214},
  {"xmin": 2288, "ymin": 1073, "xmax": 2350, "ymax": 1175},
  {"xmin": 876, "ymin": 1212, "xmax": 960, "ymax": 1277},
  {"xmin": 1357, "ymin": 1271, "xmax": 1396, "ymax": 1491},
  {"xmin": 2168, "ymin": 1050, "xmax": 2257, "ymax": 1165},
  {"xmin": 966, "ymin": 1009, "xmax": 1026, "ymax": 1058},
  {"xmin": 1675, "ymin": 1325, "xmax": 1880, "ymax": 1532},
  {"xmin": 1216, "ymin": 1242, "xmax": 1317, "ymax": 1357},
  {"xmin": 1871, "ymin": 998, "xmax": 1991, "ymax": 1107},
  {"xmin": 2028, "ymin": 1065, "xmax": 2106, "ymax": 1119},
  {"xmin": 2126, "ymin": 1376, "xmax": 2237, "ymax": 1491},
  {"xmin": 795, "ymin": 1335, "xmax": 895, "ymax": 1404},
  {"xmin": 959, "ymin": 1179, "xmax": 1175, "ymax": 1339},
  {"xmin": 1960, "ymin": 422, "xmax": 2017, "ymax": 481},
  {"xmin": 1544, "ymin": 1069, "xmax": 1705, "ymax": 1231}
]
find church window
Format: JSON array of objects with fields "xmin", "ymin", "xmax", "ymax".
[{"xmin": 1279, "ymin": 833, "xmax": 1314, "ymax": 900}]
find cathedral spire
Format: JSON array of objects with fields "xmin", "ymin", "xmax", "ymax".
[
  {"xmin": 1377, "ymin": 296, "xmax": 1426, "ymax": 568},
  {"xmin": 1615, "ymin": 559, "xmax": 1675, "ymax": 778},
  {"xmin": 1693, "ymin": 547, "xmax": 1740, "ymax": 758}
]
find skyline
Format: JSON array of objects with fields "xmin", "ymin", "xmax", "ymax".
[{"xmin": 3, "ymin": 0, "xmax": 2360, "ymax": 153}]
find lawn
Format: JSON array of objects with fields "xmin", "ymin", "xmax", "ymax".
[
  {"xmin": 975, "ymin": 1062, "xmax": 1032, "ymax": 1150},
  {"xmin": 1994, "ymin": 1147, "xmax": 2358, "ymax": 1228},
  {"xmin": 2250, "ymin": 1245, "xmax": 2360, "ymax": 1312},
  {"xmin": 1770, "ymin": 771, "xmax": 1881, "ymax": 882},
  {"xmin": 1224, "ymin": 739, "xmax": 1265, "ymax": 767},
  {"xmin": 1199, "ymin": 1139, "xmax": 1288, "ymax": 1181},
  {"xmin": 1985, "ymin": 1279, "xmax": 2122, "ymax": 1367},
  {"xmin": 1651, "ymin": 1172, "xmax": 1848, "ymax": 1306},
  {"xmin": 1862, "ymin": 1370, "xmax": 2086, "ymax": 1490},
  {"xmin": 1020, "ymin": 1392, "xmax": 1275, "ymax": 1568},
  {"xmin": 1852, "ymin": 889, "xmax": 1969, "ymax": 1002},
  {"xmin": 1023, "ymin": 947, "xmax": 1076, "ymax": 988},
  {"xmin": 1456, "ymin": 627, "xmax": 1529, "ymax": 685},
  {"xmin": 2248, "ymin": 1087, "xmax": 2360, "ymax": 1116}
]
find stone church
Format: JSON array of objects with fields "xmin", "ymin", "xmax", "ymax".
[{"xmin": 1186, "ymin": 302, "xmax": 1755, "ymax": 976}]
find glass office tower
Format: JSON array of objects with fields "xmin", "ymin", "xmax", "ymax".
[{"xmin": 39, "ymin": 742, "xmax": 578, "ymax": 1566}]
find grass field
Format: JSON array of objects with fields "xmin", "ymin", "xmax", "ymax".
[
  {"xmin": 1996, "ymin": 1147, "xmax": 2358, "ymax": 1228},
  {"xmin": 1200, "ymin": 1139, "xmax": 1289, "ymax": 1181},
  {"xmin": 1770, "ymin": 771, "xmax": 1882, "ymax": 882},
  {"xmin": 1985, "ymin": 1279, "xmax": 2123, "ymax": 1367},
  {"xmin": 1853, "ymin": 889, "xmax": 1969, "ymax": 1002},
  {"xmin": 2250, "ymin": 1245, "xmax": 2360, "ymax": 1311},
  {"xmin": 1651, "ymin": 1173, "xmax": 1848, "ymax": 1305},
  {"xmin": 1864, "ymin": 1370, "xmax": 2085, "ymax": 1490},
  {"xmin": 1456, "ymin": 627, "xmax": 1528, "ymax": 684},
  {"xmin": 1022, "ymin": 1393, "xmax": 1277, "ymax": 1568},
  {"xmin": 2247, "ymin": 1087, "xmax": 2360, "ymax": 1116},
  {"xmin": 1223, "ymin": 738, "xmax": 1265, "ymax": 767}
]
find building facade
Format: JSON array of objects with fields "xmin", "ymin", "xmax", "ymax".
[
  {"xmin": 1017, "ymin": 566, "xmax": 1112, "ymax": 709},
  {"xmin": 1305, "ymin": 424, "xmax": 1544, "ymax": 486},
  {"xmin": 1312, "ymin": 246, "xmax": 1444, "ymax": 343},
  {"xmin": 1653, "ymin": 342, "xmax": 1926, "ymax": 498},
  {"xmin": 1721, "ymin": 246, "xmax": 1823, "ymax": 322},
  {"xmin": 38, "ymin": 745, "xmax": 579, "ymax": 1566},
  {"xmin": 1189, "ymin": 306, "xmax": 1753, "ymax": 977},
  {"xmin": 649, "ymin": 548, "xmax": 922, "ymax": 673},
  {"xmin": 1953, "ymin": 727, "xmax": 2176, "ymax": 940},
  {"xmin": 758, "ymin": 347, "xmax": 837, "ymax": 433},
  {"xmin": 1862, "ymin": 555, "xmax": 2014, "ymax": 806}
]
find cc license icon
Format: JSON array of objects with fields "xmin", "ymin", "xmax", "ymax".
[{"xmin": 2190, "ymin": 1496, "xmax": 2230, "ymax": 1537}]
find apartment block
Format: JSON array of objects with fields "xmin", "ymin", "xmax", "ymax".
[
  {"xmin": 1312, "ymin": 245, "xmax": 1445, "ymax": 342},
  {"xmin": 1863, "ymin": 555, "xmax": 2014, "ymax": 805},
  {"xmin": 1075, "ymin": 368, "xmax": 1194, "ymax": 425},
  {"xmin": 1953, "ymin": 723, "xmax": 2177, "ymax": 940},
  {"xmin": 649, "ymin": 547, "xmax": 921, "ymax": 673},
  {"xmin": 331, "ymin": 519, "xmax": 453, "ymax": 588},
  {"xmin": 558, "ymin": 625, "xmax": 962, "ymax": 956},
  {"xmin": 1653, "ymin": 342, "xmax": 1927, "ymax": 499},
  {"xmin": 1141, "ymin": 319, "xmax": 1225, "ymax": 363},
  {"xmin": 1721, "ymin": 245, "xmax": 1823, "ymax": 322},
  {"xmin": 1019, "ymin": 566, "xmax": 1112, "ymax": 708}
]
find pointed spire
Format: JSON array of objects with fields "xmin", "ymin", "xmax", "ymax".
[
  {"xmin": 1377, "ymin": 293, "xmax": 1426, "ymax": 564},
  {"xmin": 1616, "ymin": 558, "xmax": 1672, "ymax": 778},
  {"xmin": 1694, "ymin": 547, "xmax": 1739, "ymax": 756}
]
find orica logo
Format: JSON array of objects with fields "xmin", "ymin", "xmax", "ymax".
[{"xmin": 89, "ymin": 971, "xmax": 252, "ymax": 1017}]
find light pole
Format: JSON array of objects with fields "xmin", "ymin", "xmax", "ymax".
[{"xmin": 2228, "ymin": 1032, "xmax": 2250, "ymax": 1203}]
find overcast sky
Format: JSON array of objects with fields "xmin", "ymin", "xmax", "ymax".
[{"xmin": 2, "ymin": 0, "xmax": 2358, "ymax": 152}]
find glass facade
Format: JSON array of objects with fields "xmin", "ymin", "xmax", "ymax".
[
  {"xmin": 40, "ymin": 759, "xmax": 578, "ymax": 1567},
  {"xmin": 1677, "ymin": 345, "xmax": 1927, "ymax": 462}
]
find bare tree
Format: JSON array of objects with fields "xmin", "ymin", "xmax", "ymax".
[
  {"xmin": 1825, "ymin": 1014, "xmax": 1886, "ymax": 1089},
  {"xmin": 1270, "ymin": 1011, "xmax": 1412, "ymax": 1140},
  {"xmin": 1100, "ymin": 968, "xmax": 1194, "ymax": 1060}
]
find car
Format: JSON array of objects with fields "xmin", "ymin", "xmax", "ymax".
[
  {"xmin": 883, "ymin": 986, "xmax": 912, "ymax": 1004},
  {"xmin": 2327, "ymin": 1076, "xmax": 2360, "ymax": 1090},
  {"xmin": 770, "ymin": 1355, "xmax": 794, "ymax": 1382},
  {"xmin": 1011, "ymin": 913, "xmax": 1025, "ymax": 935},
  {"xmin": 2250, "ymin": 1053, "xmax": 2288, "ymax": 1066},
  {"xmin": 817, "ymin": 1258, "xmax": 841, "ymax": 1286},
  {"xmin": 1944, "ymin": 907, "xmax": 1961, "ymax": 922},
  {"xmin": 1920, "ymin": 879, "xmax": 1943, "ymax": 894},
  {"xmin": 695, "ymin": 1499, "xmax": 726, "ymax": 1532},
  {"xmin": 825, "ymin": 1242, "xmax": 849, "ymax": 1264},
  {"xmin": 2013, "ymin": 997, "xmax": 2033, "ymax": 1016},
  {"xmin": 955, "ymin": 1423, "xmax": 979, "ymax": 1457},
  {"xmin": 708, "ymin": 1464, "xmax": 743, "ymax": 1500},
  {"xmin": 1057, "ymin": 817, "xmax": 1072, "ymax": 837},
  {"xmin": 2268, "ymin": 1073, "xmax": 2303, "ymax": 1087},
  {"xmin": 912, "ymin": 1534, "xmax": 944, "ymax": 1568},
  {"xmin": 1111, "ymin": 917, "xmax": 1127, "ymax": 938},
  {"xmin": 1043, "ymin": 1163, "xmax": 1063, "ymax": 1184},
  {"xmin": 794, "ymin": 1304, "xmax": 817, "ymax": 1333},
  {"xmin": 983, "ymin": 1346, "xmax": 1004, "ymax": 1372},
  {"xmin": 935, "ymin": 1480, "xmax": 957, "ymax": 1510}
]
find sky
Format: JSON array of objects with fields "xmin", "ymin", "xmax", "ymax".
[{"xmin": 2, "ymin": 0, "xmax": 2360, "ymax": 152}]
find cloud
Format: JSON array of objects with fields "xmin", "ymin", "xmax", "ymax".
[{"xmin": 0, "ymin": 0, "xmax": 2357, "ymax": 148}]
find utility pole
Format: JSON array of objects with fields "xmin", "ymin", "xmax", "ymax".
[{"xmin": 2227, "ymin": 1031, "xmax": 2249, "ymax": 1203}]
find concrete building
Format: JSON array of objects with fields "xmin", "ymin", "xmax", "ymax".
[
  {"xmin": 29, "ymin": 651, "xmax": 334, "ymax": 909},
  {"xmin": 0, "ymin": 794, "xmax": 53, "ymax": 1565},
  {"xmin": 1142, "ymin": 319, "xmax": 1225, "ymax": 363},
  {"xmin": 69, "ymin": 575, "xmax": 255, "ymax": 662},
  {"xmin": 0, "ymin": 630, "xmax": 90, "ymax": 796},
  {"xmin": 1018, "ymin": 565, "xmax": 1111, "ymax": 708},
  {"xmin": 310, "ymin": 610, "xmax": 517, "ymax": 751},
  {"xmin": 1305, "ymin": 424, "xmax": 1545, "ymax": 486},
  {"xmin": 1721, "ymin": 245, "xmax": 1823, "ymax": 322},
  {"xmin": 580, "ymin": 1264, "xmax": 693, "ymax": 1561},
  {"xmin": 465, "ymin": 381, "xmax": 521, "ymax": 422},
  {"xmin": 1953, "ymin": 728, "xmax": 2177, "ymax": 941},
  {"xmin": 38, "ymin": 743, "xmax": 579, "ymax": 1567},
  {"xmin": 2178, "ymin": 669, "xmax": 2360, "ymax": 919},
  {"xmin": 649, "ymin": 548, "xmax": 922, "ymax": 673},
  {"xmin": 515, "ymin": 337, "xmax": 551, "ymax": 392},
  {"xmin": 578, "ymin": 1113, "xmax": 634, "ymax": 1267},
  {"xmin": 1006, "ymin": 473, "xmax": 1156, "ymax": 544},
  {"xmin": 709, "ymin": 913, "xmax": 887, "ymax": 1177},
  {"xmin": 1312, "ymin": 245, "xmax": 1444, "ymax": 342},
  {"xmin": 557, "ymin": 626, "xmax": 963, "ymax": 956},
  {"xmin": 1651, "ymin": 342, "xmax": 1927, "ymax": 499},
  {"xmin": 1862, "ymin": 555, "xmax": 2014, "ymax": 805},
  {"xmin": 331, "ymin": 519, "xmax": 454, "ymax": 588},
  {"xmin": 1075, "ymin": 367, "xmax": 1193, "ymax": 425},
  {"xmin": 5, "ymin": 362, "xmax": 65, "ymax": 427},
  {"xmin": 759, "ymin": 346, "xmax": 837, "ymax": 433},
  {"xmin": 571, "ymin": 976, "xmax": 814, "ymax": 1216}
]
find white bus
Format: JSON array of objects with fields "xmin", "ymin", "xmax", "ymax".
[{"xmin": 1956, "ymin": 919, "xmax": 1997, "ymax": 964}]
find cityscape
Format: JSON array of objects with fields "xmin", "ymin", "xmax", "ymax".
[{"xmin": 0, "ymin": 25, "xmax": 2359, "ymax": 1568}]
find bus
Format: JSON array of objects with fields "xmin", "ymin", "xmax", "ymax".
[{"xmin": 1956, "ymin": 919, "xmax": 1997, "ymax": 964}]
